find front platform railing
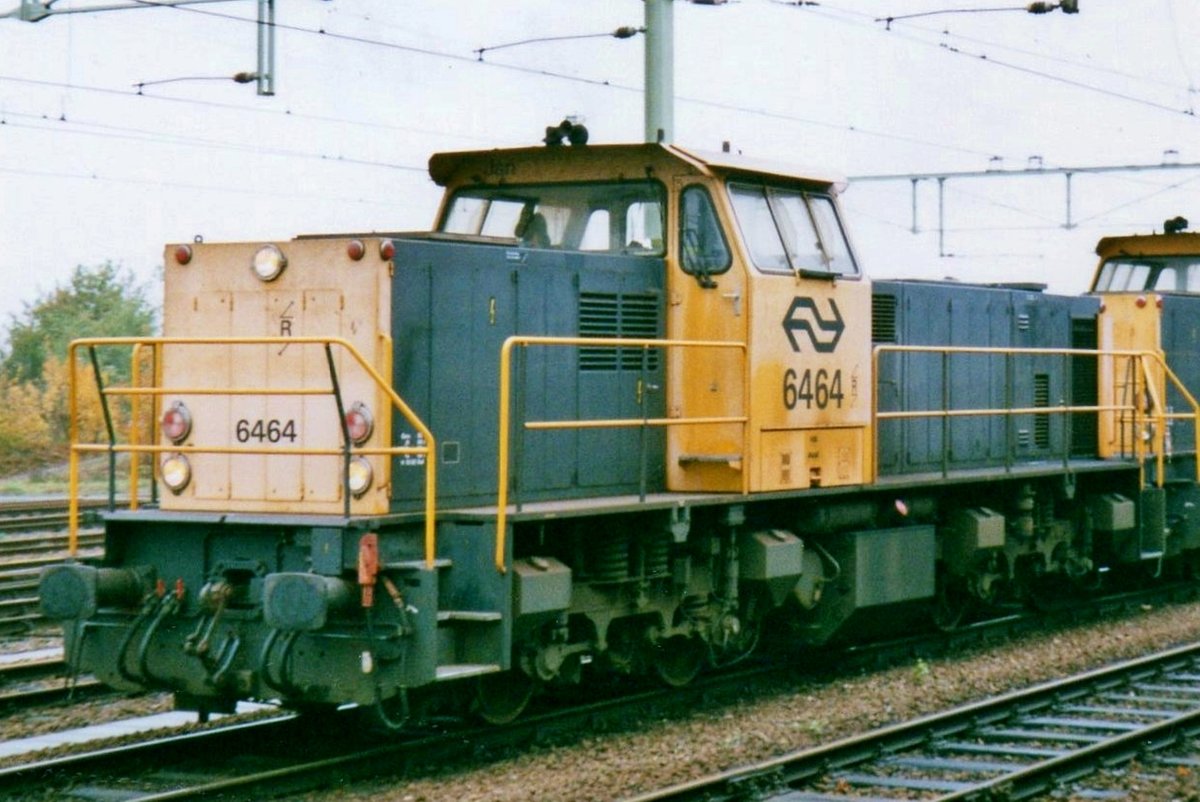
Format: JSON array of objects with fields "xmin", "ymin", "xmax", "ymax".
[{"xmin": 67, "ymin": 336, "xmax": 437, "ymax": 566}]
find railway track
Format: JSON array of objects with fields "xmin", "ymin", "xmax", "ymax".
[
  {"xmin": 0, "ymin": 497, "xmax": 112, "ymax": 535},
  {"xmin": 0, "ymin": 529, "xmax": 105, "ymax": 560},
  {"xmin": 0, "ymin": 541, "xmax": 103, "ymax": 633},
  {"xmin": 0, "ymin": 661, "xmax": 778, "ymax": 801},
  {"xmin": 2, "ymin": 586, "xmax": 1198, "ymax": 801},
  {"xmin": 625, "ymin": 642, "xmax": 1200, "ymax": 802},
  {"xmin": 0, "ymin": 655, "xmax": 107, "ymax": 710},
  {"xmin": 0, "ymin": 498, "xmax": 109, "ymax": 632}
]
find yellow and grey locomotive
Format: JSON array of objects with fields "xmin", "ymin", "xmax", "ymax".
[{"xmin": 39, "ymin": 139, "xmax": 1200, "ymax": 723}]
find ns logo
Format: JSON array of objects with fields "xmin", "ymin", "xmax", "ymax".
[{"xmin": 781, "ymin": 297, "xmax": 845, "ymax": 353}]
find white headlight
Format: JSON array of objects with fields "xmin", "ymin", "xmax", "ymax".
[
  {"xmin": 251, "ymin": 244, "xmax": 287, "ymax": 282},
  {"xmin": 347, "ymin": 457, "xmax": 373, "ymax": 498},
  {"xmin": 161, "ymin": 453, "xmax": 192, "ymax": 494}
]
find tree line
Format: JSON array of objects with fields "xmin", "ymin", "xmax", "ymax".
[{"xmin": 0, "ymin": 263, "xmax": 157, "ymax": 476}]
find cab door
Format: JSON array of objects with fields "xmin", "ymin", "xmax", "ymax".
[
  {"xmin": 727, "ymin": 183, "xmax": 873, "ymax": 491},
  {"xmin": 665, "ymin": 181, "xmax": 748, "ymax": 493}
]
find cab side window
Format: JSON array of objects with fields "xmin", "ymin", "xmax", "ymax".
[{"xmin": 680, "ymin": 186, "xmax": 731, "ymax": 277}]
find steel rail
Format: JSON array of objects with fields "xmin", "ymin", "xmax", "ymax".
[
  {"xmin": 0, "ymin": 531, "xmax": 101, "ymax": 630},
  {"xmin": 0, "ymin": 657, "xmax": 107, "ymax": 710},
  {"xmin": 0, "ymin": 531, "xmax": 104, "ymax": 556},
  {"xmin": 622, "ymin": 641, "xmax": 1200, "ymax": 802},
  {"xmin": 0, "ymin": 665, "xmax": 776, "ymax": 801},
  {"xmin": 0, "ymin": 497, "xmax": 110, "ymax": 535},
  {"xmin": 0, "ymin": 677, "xmax": 106, "ymax": 709}
]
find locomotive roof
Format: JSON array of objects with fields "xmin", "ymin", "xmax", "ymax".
[
  {"xmin": 428, "ymin": 143, "xmax": 845, "ymax": 192},
  {"xmin": 1096, "ymin": 231, "xmax": 1200, "ymax": 259}
]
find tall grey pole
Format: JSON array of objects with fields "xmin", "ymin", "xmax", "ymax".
[
  {"xmin": 256, "ymin": 0, "xmax": 275, "ymax": 96},
  {"xmin": 644, "ymin": 0, "xmax": 674, "ymax": 143}
]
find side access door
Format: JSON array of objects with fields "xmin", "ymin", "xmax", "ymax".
[{"xmin": 665, "ymin": 181, "xmax": 749, "ymax": 493}]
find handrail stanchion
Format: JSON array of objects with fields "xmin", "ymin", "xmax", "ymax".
[
  {"xmin": 941, "ymin": 349, "xmax": 950, "ymax": 478},
  {"xmin": 1061, "ymin": 350, "xmax": 1071, "ymax": 473},
  {"xmin": 129, "ymin": 343, "xmax": 142, "ymax": 512},
  {"xmin": 151, "ymin": 342, "xmax": 161, "ymax": 506},
  {"xmin": 638, "ymin": 345, "xmax": 650, "ymax": 503},
  {"xmin": 513, "ymin": 343, "xmax": 527, "ymax": 513},
  {"xmin": 1138, "ymin": 354, "xmax": 1168, "ymax": 488},
  {"xmin": 68, "ymin": 343, "xmax": 80, "ymax": 557},
  {"xmin": 1005, "ymin": 351, "xmax": 1014, "ymax": 471},
  {"xmin": 496, "ymin": 340, "xmax": 515, "ymax": 572},
  {"xmin": 871, "ymin": 346, "xmax": 881, "ymax": 483},
  {"xmin": 87, "ymin": 346, "xmax": 118, "ymax": 511},
  {"xmin": 324, "ymin": 344, "xmax": 352, "ymax": 520}
]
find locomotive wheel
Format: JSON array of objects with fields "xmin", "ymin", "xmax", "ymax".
[
  {"xmin": 652, "ymin": 635, "xmax": 705, "ymax": 687},
  {"xmin": 475, "ymin": 669, "xmax": 535, "ymax": 725},
  {"xmin": 932, "ymin": 575, "xmax": 971, "ymax": 631}
]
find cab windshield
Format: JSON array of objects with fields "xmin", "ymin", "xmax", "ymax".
[
  {"xmin": 1094, "ymin": 256, "xmax": 1200, "ymax": 293},
  {"xmin": 727, "ymin": 182, "xmax": 858, "ymax": 278},
  {"xmin": 439, "ymin": 182, "xmax": 665, "ymax": 254}
]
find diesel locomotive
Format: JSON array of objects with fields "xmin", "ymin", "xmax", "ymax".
[{"xmin": 38, "ymin": 135, "xmax": 1200, "ymax": 725}]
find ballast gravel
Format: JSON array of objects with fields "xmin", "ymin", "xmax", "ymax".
[{"xmin": 297, "ymin": 602, "xmax": 1200, "ymax": 802}]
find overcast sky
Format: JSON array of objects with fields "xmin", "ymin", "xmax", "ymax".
[{"xmin": 1, "ymin": 0, "xmax": 1198, "ymax": 340}]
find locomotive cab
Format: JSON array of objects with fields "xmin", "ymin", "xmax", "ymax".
[
  {"xmin": 417, "ymin": 144, "xmax": 872, "ymax": 505},
  {"xmin": 1089, "ymin": 217, "xmax": 1200, "ymax": 470}
]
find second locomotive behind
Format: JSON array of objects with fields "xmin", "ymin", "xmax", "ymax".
[{"xmin": 39, "ymin": 138, "xmax": 1200, "ymax": 723}]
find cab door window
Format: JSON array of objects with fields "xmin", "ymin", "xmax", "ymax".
[{"xmin": 679, "ymin": 185, "xmax": 731, "ymax": 277}]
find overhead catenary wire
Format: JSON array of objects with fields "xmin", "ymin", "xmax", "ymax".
[
  {"xmin": 942, "ymin": 182, "xmax": 1064, "ymax": 225},
  {"xmin": 1072, "ymin": 170, "xmax": 1200, "ymax": 226},
  {"xmin": 109, "ymin": 0, "xmax": 1033, "ymax": 160},
  {"xmin": 874, "ymin": 8, "xmax": 1190, "ymax": 96},
  {"xmin": 1162, "ymin": 0, "xmax": 1198, "ymax": 112},
  {"xmin": 0, "ymin": 73, "xmax": 500, "ymax": 145},
  {"xmin": 4, "ymin": 0, "xmax": 1192, "ymax": 213},
  {"xmin": 0, "ymin": 111, "xmax": 429, "ymax": 172},
  {"xmin": 10, "ymin": 2, "xmax": 1195, "ymax": 164},
  {"xmin": 803, "ymin": 3, "xmax": 1197, "ymax": 121},
  {"xmin": 124, "ymin": 0, "xmax": 644, "ymax": 92},
  {"xmin": 0, "ymin": 162, "xmax": 428, "ymax": 204},
  {"xmin": 473, "ymin": 26, "xmax": 644, "ymax": 61},
  {"xmin": 5, "ymin": 0, "xmax": 1083, "ymax": 165}
]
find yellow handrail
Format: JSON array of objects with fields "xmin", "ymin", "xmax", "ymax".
[
  {"xmin": 67, "ymin": 336, "xmax": 438, "ymax": 568},
  {"xmin": 1136, "ymin": 350, "xmax": 1200, "ymax": 486},
  {"xmin": 871, "ymin": 345, "xmax": 1200, "ymax": 487},
  {"xmin": 495, "ymin": 335, "xmax": 747, "ymax": 573}
]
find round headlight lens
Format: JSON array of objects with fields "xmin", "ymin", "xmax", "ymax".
[
  {"xmin": 252, "ymin": 244, "xmax": 287, "ymax": 282},
  {"xmin": 161, "ymin": 453, "xmax": 192, "ymax": 494},
  {"xmin": 347, "ymin": 456, "xmax": 373, "ymax": 498},
  {"xmin": 345, "ymin": 402, "xmax": 374, "ymax": 445},
  {"xmin": 161, "ymin": 401, "xmax": 192, "ymax": 444}
]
